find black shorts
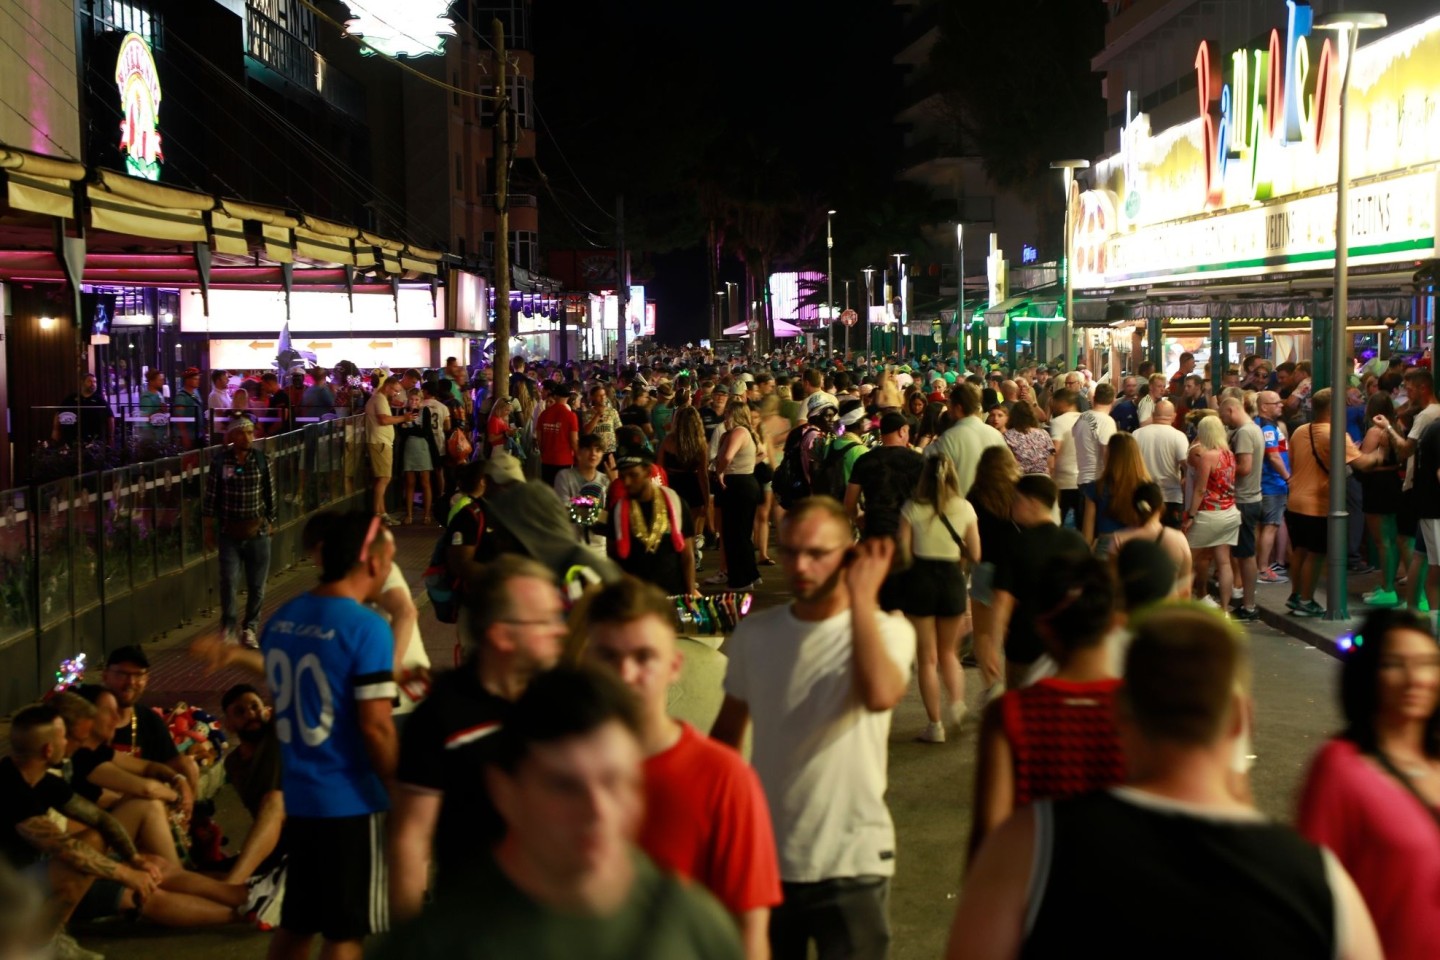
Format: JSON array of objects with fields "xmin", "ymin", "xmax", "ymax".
[
  {"xmin": 901, "ymin": 557, "xmax": 968, "ymax": 618},
  {"xmin": 1234, "ymin": 501, "xmax": 1263, "ymax": 559},
  {"xmin": 280, "ymin": 812, "xmax": 388, "ymax": 941},
  {"xmin": 1398, "ymin": 488, "xmax": 1419, "ymax": 537},
  {"xmin": 1285, "ymin": 511, "xmax": 1329, "ymax": 555}
]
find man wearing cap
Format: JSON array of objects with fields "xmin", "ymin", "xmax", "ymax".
[
  {"xmin": 203, "ymin": 421, "xmax": 277, "ymax": 649},
  {"xmin": 102, "ymin": 645, "xmax": 200, "ymax": 794},
  {"xmin": 651, "ymin": 381, "xmax": 676, "ymax": 444},
  {"xmin": 605, "ymin": 446, "xmax": 697, "ymax": 597},
  {"xmin": 173, "ymin": 367, "xmax": 205, "ymax": 449},
  {"xmin": 847, "ymin": 411, "xmax": 924, "ymax": 539}
]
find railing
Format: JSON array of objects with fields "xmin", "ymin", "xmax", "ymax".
[
  {"xmin": 0, "ymin": 416, "xmax": 369, "ymax": 713},
  {"xmin": 247, "ymin": 5, "xmax": 318, "ymax": 93}
]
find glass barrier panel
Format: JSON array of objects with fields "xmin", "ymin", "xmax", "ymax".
[
  {"xmin": 153, "ymin": 457, "xmax": 183, "ymax": 576},
  {"xmin": 180, "ymin": 450, "xmax": 206, "ymax": 564},
  {"xmin": 35, "ymin": 479, "xmax": 73, "ymax": 628},
  {"xmin": 0, "ymin": 488, "xmax": 35, "ymax": 646},
  {"xmin": 99, "ymin": 467, "xmax": 133, "ymax": 597},
  {"xmin": 129, "ymin": 465, "xmax": 156, "ymax": 587},
  {"xmin": 71, "ymin": 478, "xmax": 102, "ymax": 611}
]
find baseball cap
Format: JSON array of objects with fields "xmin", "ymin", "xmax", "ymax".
[
  {"xmin": 738, "ymin": 372, "xmax": 755, "ymax": 384},
  {"xmin": 615, "ymin": 445, "xmax": 655, "ymax": 470},
  {"xmin": 106, "ymin": 645, "xmax": 150, "ymax": 670},
  {"xmin": 713, "ymin": 384, "xmax": 730, "ymax": 395},
  {"xmin": 483, "ymin": 452, "xmax": 526, "ymax": 486},
  {"xmin": 879, "ymin": 412, "xmax": 909, "ymax": 435},
  {"xmin": 838, "ymin": 398, "xmax": 868, "ymax": 430}
]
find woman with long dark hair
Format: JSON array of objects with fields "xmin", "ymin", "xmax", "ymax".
[
  {"xmin": 968, "ymin": 445, "xmax": 1022, "ymax": 691},
  {"xmin": 657, "ymin": 404, "xmax": 711, "ymax": 567},
  {"xmin": 711, "ymin": 401, "xmax": 766, "ymax": 591},
  {"xmin": 1298, "ymin": 607, "xmax": 1440, "ymax": 959},
  {"xmin": 1358, "ymin": 392, "xmax": 1407, "ymax": 607},
  {"xmin": 1082, "ymin": 433, "xmax": 1152, "ymax": 554}
]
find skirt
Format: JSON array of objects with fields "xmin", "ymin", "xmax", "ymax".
[
  {"xmin": 1187, "ymin": 505, "xmax": 1241, "ymax": 549},
  {"xmin": 402, "ymin": 435, "xmax": 434, "ymax": 472}
]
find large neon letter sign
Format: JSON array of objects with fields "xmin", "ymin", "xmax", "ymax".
[{"xmin": 115, "ymin": 32, "xmax": 162, "ymax": 181}]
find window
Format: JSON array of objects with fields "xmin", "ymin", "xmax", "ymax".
[
  {"xmin": 479, "ymin": 231, "xmax": 537, "ymax": 270},
  {"xmin": 480, "ymin": 74, "xmax": 532, "ymax": 129},
  {"xmin": 90, "ymin": 0, "xmax": 161, "ymax": 47}
]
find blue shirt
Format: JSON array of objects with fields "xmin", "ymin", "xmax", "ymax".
[
  {"xmin": 1345, "ymin": 404, "xmax": 1366, "ymax": 445},
  {"xmin": 1258, "ymin": 417, "xmax": 1290, "ymax": 497},
  {"xmin": 261, "ymin": 593, "xmax": 395, "ymax": 818}
]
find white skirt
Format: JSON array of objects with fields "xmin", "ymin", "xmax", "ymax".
[{"xmin": 1187, "ymin": 505, "xmax": 1240, "ymax": 549}]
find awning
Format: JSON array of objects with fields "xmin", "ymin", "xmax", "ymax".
[
  {"xmin": 88, "ymin": 169, "xmax": 212, "ymax": 242},
  {"xmin": 0, "ymin": 147, "xmax": 86, "ymax": 218},
  {"xmin": 1129, "ymin": 297, "xmax": 1413, "ymax": 322},
  {"xmin": 725, "ymin": 318, "xmax": 802, "ymax": 338},
  {"xmin": 981, "ymin": 295, "xmax": 1030, "ymax": 322}
]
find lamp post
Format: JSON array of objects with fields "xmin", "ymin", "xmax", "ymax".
[
  {"xmin": 1050, "ymin": 159, "xmax": 1090, "ymax": 370},
  {"xmin": 842, "ymin": 279, "xmax": 853, "ymax": 360},
  {"xmin": 955, "ymin": 221, "xmax": 965, "ymax": 366},
  {"xmin": 1317, "ymin": 11, "xmax": 1386, "ymax": 621},
  {"xmin": 862, "ymin": 266, "xmax": 875, "ymax": 361},
  {"xmin": 893, "ymin": 253, "xmax": 908, "ymax": 360},
  {"xmin": 826, "ymin": 209, "xmax": 836, "ymax": 360},
  {"xmin": 715, "ymin": 289, "xmax": 727, "ymax": 340}
]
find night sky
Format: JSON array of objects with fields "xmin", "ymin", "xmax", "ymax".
[{"xmin": 533, "ymin": 0, "xmax": 905, "ymax": 344}]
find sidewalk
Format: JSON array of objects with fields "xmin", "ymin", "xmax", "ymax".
[{"xmin": 1252, "ymin": 564, "xmax": 1399, "ymax": 657}]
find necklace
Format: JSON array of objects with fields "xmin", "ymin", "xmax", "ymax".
[
  {"xmin": 630, "ymin": 498, "xmax": 669, "ymax": 554},
  {"xmin": 128, "ymin": 710, "xmax": 140, "ymax": 758}
]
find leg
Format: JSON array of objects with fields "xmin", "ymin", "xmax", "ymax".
[
  {"xmin": 44, "ymin": 860, "xmax": 98, "ymax": 937},
  {"xmin": 970, "ymin": 599, "xmax": 1002, "ymax": 688},
  {"xmin": 269, "ymin": 930, "xmax": 316, "ymax": 960},
  {"xmin": 317, "ymin": 941, "xmax": 365, "ymax": 960},
  {"xmin": 371, "ymin": 476, "xmax": 388, "ymax": 516},
  {"xmin": 107, "ymin": 796, "xmax": 180, "ymax": 865},
  {"xmin": 1214, "ymin": 545, "xmax": 1234, "ymax": 608},
  {"xmin": 768, "ymin": 884, "xmax": 815, "ymax": 960},
  {"xmin": 127, "ymin": 887, "xmax": 238, "ymax": 927},
  {"xmin": 755, "ymin": 487, "xmax": 773, "ymax": 561},
  {"xmin": 218, "ymin": 533, "xmax": 241, "ymax": 633},
  {"xmin": 1257, "ymin": 521, "xmax": 1276, "ymax": 573},
  {"xmin": 418, "ymin": 470, "xmax": 432, "ymax": 522},
  {"xmin": 936, "ymin": 615, "xmax": 966, "ymax": 712},
  {"xmin": 809, "ymin": 877, "xmax": 891, "ymax": 960},
  {"xmin": 243, "ymin": 535, "xmax": 272, "ymax": 636},
  {"xmin": 1295, "ymin": 548, "xmax": 1317, "ymax": 602},
  {"xmin": 1191, "ymin": 548, "xmax": 1211, "ymax": 600},
  {"xmin": 911, "ymin": 616, "xmax": 941, "ymax": 724},
  {"xmin": 403, "ymin": 472, "xmax": 416, "ymax": 522}
]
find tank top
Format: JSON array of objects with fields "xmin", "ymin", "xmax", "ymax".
[
  {"xmin": 1200, "ymin": 448, "xmax": 1236, "ymax": 511},
  {"xmin": 1023, "ymin": 789, "xmax": 1336, "ymax": 959},
  {"xmin": 998, "ymin": 678, "xmax": 1125, "ymax": 806},
  {"xmin": 722, "ymin": 428, "xmax": 756, "ymax": 475}
]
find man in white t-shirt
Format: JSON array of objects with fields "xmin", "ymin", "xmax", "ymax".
[
  {"xmin": 365, "ymin": 377, "xmax": 416, "ymax": 523},
  {"xmin": 927, "ymin": 382, "xmax": 1006, "ymax": 495},
  {"xmin": 1071, "ymin": 382, "xmax": 1116, "ymax": 497},
  {"xmin": 1133, "ymin": 400, "xmax": 1189, "ymax": 526},
  {"xmin": 1048, "ymin": 389, "xmax": 1082, "ymax": 527},
  {"xmin": 713, "ymin": 498, "xmax": 915, "ymax": 960}
]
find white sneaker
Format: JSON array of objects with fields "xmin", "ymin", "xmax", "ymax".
[
  {"xmin": 240, "ymin": 628, "xmax": 259, "ymax": 650},
  {"xmin": 1199, "ymin": 596, "xmax": 1221, "ymax": 609},
  {"xmin": 947, "ymin": 701, "xmax": 965, "ymax": 730},
  {"xmin": 702, "ymin": 571, "xmax": 729, "ymax": 586},
  {"xmin": 916, "ymin": 721, "xmax": 946, "ymax": 744}
]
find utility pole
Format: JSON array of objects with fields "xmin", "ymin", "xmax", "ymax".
[
  {"xmin": 826, "ymin": 209, "xmax": 836, "ymax": 358},
  {"xmin": 615, "ymin": 195, "xmax": 627, "ymax": 373},
  {"xmin": 491, "ymin": 18, "xmax": 511, "ymax": 403}
]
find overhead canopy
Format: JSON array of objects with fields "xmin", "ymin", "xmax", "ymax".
[{"xmin": 725, "ymin": 318, "xmax": 802, "ymax": 338}]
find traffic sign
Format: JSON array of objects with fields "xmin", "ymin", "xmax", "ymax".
[
  {"xmin": 747, "ymin": 318, "xmax": 759, "ymax": 333},
  {"xmin": 840, "ymin": 308, "xmax": 859, "ymax": 327}
]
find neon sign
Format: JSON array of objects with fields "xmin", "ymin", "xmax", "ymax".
[
  {"xmin": 339, "ymin": 2, "xmax": 455, "ymax": 58},
  {"xmin": 1195, "ymin": 1, "xmax": 1338, "ymax": 208},
  {"xmin": 114, "ymin": 32, "xmax": 162, "ymax": 181}
]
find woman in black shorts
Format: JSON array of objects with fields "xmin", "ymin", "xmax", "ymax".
[
  {"xmin": 1359, "ymin": 394, "xmax": 1409, "ymax": 606},
  {"xmin": 657, "ymin": 404, "xmax": 710, "ymax": 545}
]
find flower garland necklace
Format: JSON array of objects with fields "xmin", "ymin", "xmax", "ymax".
[{"xmin": 630, "ymin": 498, "xmax": 670, "ymax": 554}]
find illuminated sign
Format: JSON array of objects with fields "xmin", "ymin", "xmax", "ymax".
[
  {"xmin": 114, "ymin": 32, "xmax": 162, "ymax": 181},
  {"xmin": 179, "ymin": 288, "xmax": 445, "ymax": 333},
  {"xmin": 1021, "ymin": 244, "xmax": 1039, "ymax": 264},
  {"xmin": 339, "ymin": 2, "xmax": 455, "ymax": 58},
  {"xmin": 1074, "ymin": 6, "xmax": 1440, "ymax": 287}
]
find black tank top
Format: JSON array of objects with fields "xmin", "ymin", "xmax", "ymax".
[{"xmin": 1023, "ymin": 790, "xmax": 1335, "ymax": 959}]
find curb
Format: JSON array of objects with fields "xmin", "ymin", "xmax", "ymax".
[{"xmin": 1255, "ymin": 602, "xmax": 1353, "ymax": 660}]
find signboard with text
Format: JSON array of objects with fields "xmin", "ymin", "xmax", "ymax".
[{"xmin": 180, "ymin": 288, "xmax": 444, "ymax": 334}]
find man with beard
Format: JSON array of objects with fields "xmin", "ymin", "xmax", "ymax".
[
  {"xmin": 52, "ymin": 372, "xmax": 113, "ymax": 446},
  {"xmin": 101, "ymin": 646, "xmax": 199, "ymax": 794},
  {"xmin": 605, "ymin": 446, "xmax": 698, "ymax": 597},
  {"xmin": 221, "ymin": 684, "xmax": 285, "ymax": 884}
]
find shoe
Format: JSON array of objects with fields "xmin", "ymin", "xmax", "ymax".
[
  {"xmin": 1233, "ymin": 606, "xmax": 1261, "ymax": 622},
  {"xmin": 1291, "ymin": 599, "xmax": 1325, "ymax": 618},
  {"xmin": 1348, "ymin": 559, "xmax": 1378, "ymax": 574},
  {"xmin": 1258, "ymin": 569, "xmax": 1289, "ymax": 584},
  {"xmin": 403, "ymin": 514, "xmax": 414, "ymax": 525},
  {"xmin": 694, "ymin": 546, "xmax": 704, "ymax": 570},
  {"xmin": 730, "ymin": 578, "xmax": 763, "ymax": 591},
  {"xmin": 1363, "ymin": 588, "xmax": 1400, "ymax": 607},
  {"xmin": 381, "ymin": 513, "xmax": 401, "ymax": 527},
  {"xmin": 1285, "ymin": 594, "xmax": 1302, "ymax": 611},
  {"xmin": 243, "ymin": 860, "xmax": 285, "ymax": 920},
  {"xmin": 240, "ymin": 628, "xmax": 259, "ymax": 650},
  {"xmin": 1270, "ymin": 562, "xmax": 1289, "ymax": 573},
  {"xmin": 249, "ymin": 862, "xmax": 286, "ymax": 931},
  {"xmin": 702, "ymin": 571, "xmax": 729, "ymax": 586},
  {"xmin": 1230, "ymin": 598, "xmax": 1245, "ymax": 611},
  {"xmin": 1198, "ymin": 596, "xmax": 1221, "ymax": 609},
  {"xmin": 947, "ymin": 701, "xmax": 965, "ymax": 731},
  {"xmin": 916, "ymin": 721, "xmax": 946, "ymax": 744},
  {"xmin": 50, "ymin": 932, "xmax": 104, "ymax": 960},
  {"xmin": 1231, "ymin": 587, "xmax": 1245, "ymax": 601},
  {"xmin": 222, "ymin": 624, "xmax": 238, "ymax": 645}
]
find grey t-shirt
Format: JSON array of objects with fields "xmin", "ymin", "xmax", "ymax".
[{"xmin": 1230, "ymin": 420, "xmax": 1266, "ymax": 504}]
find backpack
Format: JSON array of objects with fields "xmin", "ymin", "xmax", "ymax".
[
  {"xmin": 422, "ymin": 500, "xmax": 484, "ymax": 623},
  {"xmin": 773, "ymin": 425, "xmax": 815, "ymax": 509},
  {"xmin": 809, "ymin": 437, "xmax": 855, "ymax": 501}
]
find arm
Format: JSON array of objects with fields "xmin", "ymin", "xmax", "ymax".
[
  {"xmin": 944, "ymin": 807, "xmax": 1034, "ymax": 960},
  {"xmin": 1266, "ymin": 446, "xmax": 1291, "ymax": 482},
  {"xmin": 710, "ymin": 695, "xmax": 750, "ymax": 749},
  {"xmin": 967, "ymin": 700, "xmax": 1015, "ymax": 866},
  {"xmin": 356, "ymin": 696, "xmax": 398, "ymax": 785},
  {"xmin": 1234, "ymin": 451, "xmax": 1254, "ymax": 479},
  {"xmin": 388, "ymin": 786, "xmax": 443, "ymax": 922},
  {"xmin": 374, "ymin": 582, "xmax": 419, "ymax": 671},
  {"xmin": 14, "ymin": 815, "xmax": 151, "ymax": 895},
  {"xmin": 844, "ymin": 482, "xmax": 863, "ymax": 529},
  {"xmin": 447, "ymin": 541, "xmax": 485, "ymax": 585},
  {"xmin": 846, "ymin": 538, "xmax": 909, "ymax": 711},
  {"xmin": 962, "ymin": 519, "xmax": 981, "ymax": 565},
  {"xmin": 682, "ymin": 534, "xmax": 698, "ymax": 595},
  {"xmin": 55, "ymin": 792, "xmax": 140, "ymax": 864},
  {"xmin": 714, "ymin": 428, "xmax": 745, "ymax": 477},
  {"xmin": 1081, "ymin": 497, "xmax": 1096, "ymax": 545},
  {"xmin": 738, "ymin": 910, "xmax": 770, "ymax": 960},
  {"xmin": 87, "ymin": 758, "xmax": 181, "ymax": 803},
  {"xmin": 1331, "ymin": 855, "xmax": 1385, "ymax": 960},
  {"xmin": 224, "ymin": 790, "xmax": 284, "ymax": 884},
  {"xmin": 189, "ymin": 633, "xmax": 266, "ymax": 676}
]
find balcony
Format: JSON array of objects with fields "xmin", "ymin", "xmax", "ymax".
[
  {"xmin": 247, "ymin": 6, "xmax": 365, "ymax": 121},
  {"xmin": 482, "ymin": 193, "xmax": 538, "ymax": 207}
]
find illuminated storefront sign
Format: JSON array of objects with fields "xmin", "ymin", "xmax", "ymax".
[
  {"xmin": 339, "ymin": 2, "xmax": 455, "ymax": 58},
  {"xmin": 179, "ymin": 288, "xmax": 444, "ymax": 333},
  {"xmin": 1075, "ymin": 4, "xmax": 1440, "ymax": 287},
  {"xmin": 114, "ymin": 32, "xmax": 162, "ymax": 181}
]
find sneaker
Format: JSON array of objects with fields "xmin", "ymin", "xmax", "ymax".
[
  {"xmin": 1233, "ymin": 606, "xmax": 1261, "ymax": 622},
  {"xmin": 381, "ymin": 513, "xmax": 401, "ymax": 527},
  {"xmin": 240, "ymin": 628, "xmax": 259, "ymax": 650},
  {"xmin": 1363, "ymin": 588, "xmax": 1400, "ymax": 607},
  {"xmin": 1258, "ymin": 569, "xmax": 1290, "ymax": 584},
  {"xmin": 702, "ymin": 571, "xmax": 729, "ymax": 586},
  {"xmin": 51, "ymin": 932, "xmax": 104, "ymax": 960},
  {"xmin": 1198, "ymin": 596, "xmax": 1221, "ymax": 609},
  {"xmin": 1291, "ymin": 599, "xmax": 1325, "ymax": 618},
  {"xmin": 222, "ymin": 624, "xmax": 238, "ymax": 645},
  {"xmin": 243, "ymin": 860, "xmax": 285, "ymax": 919},
  {"xmin": 249, "ymin": 862, "xmax": 286, "ymax": 931},
  {"xmin": 947, "ymin": 701, "xmax": 965, "ymax": 731},
  {"xmin": 1270, "ymin": 562, "xmax": 1289, "ymax": 573},
  {"xmin": 694, "ymin": 546, "xmax": 704, "ymax": 570},
  {"xmin": 1285, "ymin": 594, "xmax": 1302, "ymax": 611},
  {"xmin": 1231, "ymin": 587, "xmax": 1245, "ymax": 601},
  {"xmin": 730, "ymin": 578, "xmax": 764, "ymax": 592},
  {"xmin": 1348, "ymin": 559, "xmax": 1378, "ymax": 574},
  {"xmin": 916, "ymin": 721, "xmax": 946, "ymax": 744}
]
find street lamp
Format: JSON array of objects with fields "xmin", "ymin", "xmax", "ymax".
[
  {"xmin": 1051, "ymin": 159, "xmax": 1090, "ymax": 371},
  {"xmin": 955, "ymin": 221, "xmax": 965, "ymax": 366},
  {"xmin": 715, "ymin": 289, "xmax": 727, "ymax": 340},
  {"xmin": 826, "ymin": 209, "xmax": 836, "ymax": 360},
  {"xmin": 862, "ymin": 266, "xmax": 876, "ymax": 360},
  {"xmin": 893, "ymin": 252, "xmax": 909, "ymax": 360},
  {"xmin": 1317, "ymin": 10, "xmax": 1386, "ymax": 621}
]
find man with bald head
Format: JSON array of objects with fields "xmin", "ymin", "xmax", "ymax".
[
  {"xmin": 1221, "ymin": 396, "xmax": 1265, "ymax": 620},
  {"xmin": 1133, "ymin": 400, "xmax": 1189, "ymax": 527},
  {"xmin": 1255, "ymin": 390, "xmax": 1292, "ymax": 583}
]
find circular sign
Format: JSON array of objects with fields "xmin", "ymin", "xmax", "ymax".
[
  {"xmin": 746, "ymin": 318, "xmax": 759, "ymax": 333},
  {"xmin": 840, "ymin": 308, "xmax": 859, "ymax": 328}
]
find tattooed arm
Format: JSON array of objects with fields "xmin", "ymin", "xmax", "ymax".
[
  {"xmin": 56, "ymin": 793, "xmax": 142, "ymax": 864},
  {"xmin": 15, "ymin": 816, "xmax": 126, "ymax": 881}
]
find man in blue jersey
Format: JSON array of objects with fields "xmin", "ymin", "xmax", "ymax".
[{"xmin": 261, "ymin": 510, "xmax": 399, "ymax": 960}]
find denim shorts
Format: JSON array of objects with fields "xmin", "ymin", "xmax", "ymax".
[{"xmin": 1260, "ymin": 493, "xmax": 1288, "ymax": 526}]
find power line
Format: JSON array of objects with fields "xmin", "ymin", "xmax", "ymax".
[
  {"xmin": 533, "ymin": 101, "xmax": 615, "ymax": 223},
  {"xmin": 0, "ymin": 100, "xmax": 81, "ymax": 162}
]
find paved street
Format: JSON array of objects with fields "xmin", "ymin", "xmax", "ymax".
[{"xmin": 68, "ymin": 525, "xmax": 1347, "ymax": 960}]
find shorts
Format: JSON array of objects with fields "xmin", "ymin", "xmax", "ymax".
[
  {"xmin": 1058, "ymin": 489, "xmax": 1083, "ymax": 528},
  {"xmin": 1234, "ymin": 501, "xmax": 1263, "ymax": 559},
  {"xmin": 1285, "ymin": 511, "xmax": 1329, "ymax": 554},
  {"xmin": 25, "ymin": 858, "xmax": 129, "ymax": 922},
  {"xmin": 1398, "ymin": 488, "xmax": 1419, "ymax": 538},
  {"xmin": 280, "ymin": 812, "xmax": 388, "ymax": 941},
  {"xmin": 367, "ymin": 442, "xmax": 393, "ymax": 479},
  {"xmin": 1261, "ymin": 493, "xmax": 1288, "ymax": 526},
  {"xmin": 901, "ymin": 557, "xmax": 968, "ymax": 618},
  {"xmin": 1420, "ymin": 519, "xmax": 1440, "ymax": 565},
  {"xmin": 1078, "ymin": 481, "xmax": 1099, "ymax": 503}
]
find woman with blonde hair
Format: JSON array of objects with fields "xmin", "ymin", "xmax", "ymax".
[
  {"xmin": 1082, "ymin": 432, "xmax": 1152, "ymax": 552},
  {"xmin": 968, "ymin": 445, "xmax": 1022, "ymax": 690},
  {"xmin": 710, "ymin": 400, "xmax": 767, "ymax": 591},
  {"xmin": 1184, "ymin": 413, "xmax": 1242, "ymax": 607},
  {"xmin": 900, "ymin": 455, "xmax": 980, "ymax": 743}
]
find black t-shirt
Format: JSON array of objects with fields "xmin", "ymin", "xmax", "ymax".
[
  {"xmin": 396, "ymin": 664, "xmax": 512, "ymax": 886},
  {"xmin": 849, "ymin": 446, "xmax": 925, "ymax": 537},
  {"xmin": 700, "ymin": 407, "xmax": 723, "ymax": 433},
  {"xmin": 0, "ymin": 757, "xmax": 74, "ymax": 869},
  {"xmin": 619, "ymin": 406, "xmax": 650, "ymax": 431},
  {"xmin": 56, "ymin": 392, "xmax": 111, "ymax": 443},
  {"xmin": 68, "ymin": 745, "xmax": 115, "ymax": 804},
  {"xmin": 223, "ymin": 726, "xmax": 283, "ymax": 819},
  {"xmin": 445, "ymin": 499, "xmax": 500, "ymax": 567},
  {"xmin": 970, "ymin": 499, "xmax": 1021, "ymax": 573},
  {"xmin": 1415, "ymin": 419, "xmax": 1440, "ymax": 520},
  {"xmin": 994, "ymin": 523, "xmax": 1091, "ymax": 665},
  {"xmin": 606, "ymin": 496, "xmax": 693, "ymax": 596},
  {"xmin": 111, "ymin": 706, "xmax": 180, "ymax": 763}
]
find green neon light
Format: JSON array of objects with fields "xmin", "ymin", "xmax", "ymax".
[{"xmin": 1107, "ymin": 237, "xmax": 1433, "ymax": 284}]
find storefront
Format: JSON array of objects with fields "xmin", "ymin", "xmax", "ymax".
[{"xmin": 1072, "ymin": 5, "xmax": 1440, "ymax": 382}]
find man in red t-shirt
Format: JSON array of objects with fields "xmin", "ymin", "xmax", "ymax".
[
  {"xmin": 583, "ymin": 577, "xmax": 780, "ymax": 960},
  {"xmin": 536, "ymin": 385, "xmax": 579, "ymax": 486}
]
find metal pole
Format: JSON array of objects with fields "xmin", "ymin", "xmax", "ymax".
[
  {"xmin": 1062, "ymin": 167, "xmax": 1075, "ymax": 371},
  {"xmin": 826, "ymin": 210, "xmax": 836, "ymax": 360},
  {"xmin": 1327, "ymin": 26, "xmax": 1361, "ymax": 622},
  {"xmin": 863, "ymin": 268, "xmax": 875, "ymax": 362},
  {"xmin": 843, "ymin": 280, "xmax": 851, "ymax": 360},
  {"xmin": 490, "ymin": 18, "xmax": 511, "ymax": 404},
  {"xmin": 956, "ymin": 222, "xmax": 965, "ymax": 367}
]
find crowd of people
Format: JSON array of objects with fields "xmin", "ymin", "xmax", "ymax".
[{"xmin": 5, "ymin": 345, "xmax": 1439, "ymax": 960}]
